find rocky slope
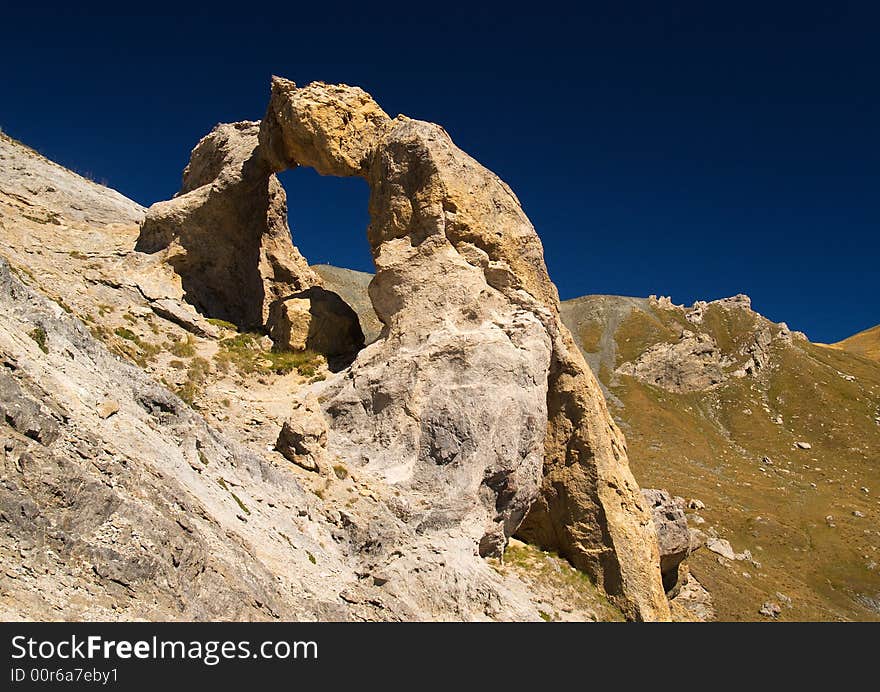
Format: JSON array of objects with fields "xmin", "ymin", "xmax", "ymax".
[
  {"xmin": 0, "ymin": 76, "xmax": 682, "ymax": 624},
  {"xmin": 133, "ymin": 79, "xmax": 671, "ymax": 620},
  {"xmin": 313, "ymin": 270, "xmax": 880, "ymax": 620}
]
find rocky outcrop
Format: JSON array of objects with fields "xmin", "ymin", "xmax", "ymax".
[
  {"xmin": 131, "ymin": 78, "xmax": 668, "ymax": 620},
  {"xmin": 733, "ymin": 326, "xmax": 773, "ymax": 377},
  {"xmin": 268, "ymin": 287, "xmax": 364, "ymax": 365},
  {"xmin": 642, "ymin": 489, "xmax": 690, "ymax": 591},
  {"xmin": 257, "ymin": 78, "xmax": 668, "ymax": 620},
  {"xmin": 0, "ymin": 257, "xmax": 344, "ymax": 620},
  {"xmin": 1, "ymin": 253, "xmax": 561, "ymax": 621},
  {"xmin": 617, "ymin": 330, "xmax": 725, "ymax": 393},
  {"xmin": 275, "ymin": 394, "xmax": 329, "ymax": 472},
  {"xmin": 136, "ymin": 121, "xmax": 318, "ymax": 330}
]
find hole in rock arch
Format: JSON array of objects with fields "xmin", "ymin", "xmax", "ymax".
[
  {"xmin": 276, "ymin": 167, "xmax": 383, "ymax": 352},
  {"xmin": 277, "ymin": 167, "xmax": 373, "ymax": 273}
]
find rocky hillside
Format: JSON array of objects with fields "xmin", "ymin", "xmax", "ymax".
[
  {"xmin": 5, "ymin": 80, "xmax": 873, "ymax": 622},
  {"xmin": 312, "ymin": 271, "xmax": 880, "ymax": 620},
  {"xmin": 0, "ymin": 80, "xmax": 693, "ymax": 623},
  {"xmin": 560, "ymin": 293, "xmax": 880, "ymax": 621},
  {"xmin": 834, "ymin": 324, "xmax": 880, "ymax": 363}
]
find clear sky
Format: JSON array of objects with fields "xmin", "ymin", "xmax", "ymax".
[{"xmin": 2, "ymin": 2, "xmax": 877, "ymax": 342}]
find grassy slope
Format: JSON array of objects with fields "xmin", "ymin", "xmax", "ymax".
[
  {"xmin": 834, "ymin": 324, "xmax": 880, "ymax": 363},
  {"xmin": 563, "ymin": 297, "xmax": 880, "ymax": 621}
]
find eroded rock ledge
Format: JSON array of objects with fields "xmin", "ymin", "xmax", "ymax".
[{"xmin": 138, "ymin": 78, "xmax": 670, "ymax": 620}]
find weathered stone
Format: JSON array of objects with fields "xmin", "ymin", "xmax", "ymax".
[
  {"xmin": 689, "ymin": 528, "xmax": 707, "ymax": 551},
  {"xmin": 642, "ymin": 489, "xmax": 691, "ymax": 591},
  {"xmin": 261, "ymin": 78, "xmax": 669, "ymax": 620},
  {"xmin": 0, "ymin": 368, "xmax": 60, "ymax": 444},
  {"xmin": 275, "ymin": 394, "xmax": 329, "ymax": 472},
  {"xmin": 136, "ymin": 121, "xmax": 318, "ymax": 330},
  {"xmin": 671, "ymin": 569, "xmax": 715, "ymax": 621},
  {"xmin": 760, "ymin": 601, "xmax": 782, "ymax": 618},
  {"xmin": 268, "ymin": 286, "xmax": 364, "ymax": 363},
  {"xmin": 149, "ymin": 298, "xmax": 220, "ymax": 339},
  {"xmin": 706, "ymin": 537, "xmax": 737, "ymax": 561},
  {"xmin": 96, "ymin": 399, "xmax": 120, "ymax": 419},
  {"xmin": 617, "ymin": 330, "xmax": 725, "ymax": 392}
]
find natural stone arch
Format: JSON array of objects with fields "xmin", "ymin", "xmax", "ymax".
[
  {"xmin": 138, "ymin": 78, "xmax": 670, "ymax": 621},
  {"xmin": 136, "ymin": 120, "xmax": 364, "ymax": 364}
]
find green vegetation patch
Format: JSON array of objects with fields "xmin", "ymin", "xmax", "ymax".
[
  {"xmin": 176, "ymin": 356, "xmax": 211, "ymax": 406},
  {"xmin": 577, "ymin": 321, "xmax": 605, "ymax": 353},
  {"xmin": 206, "ymin": 317, "xmax": 238, "ymax": 331},
  {"xmin": 498, "ymin": 541, "xmax": 624, "ymax": 621},
  {"xmin": 28, "ymin": 326, "xmax": 48, "ymax": 353},
  {"xmin": 215, "ymin": 331, "xmax": 324, "ymax": 377},
  {"xmin": 216, "ymin": 477, "xmax": 250, "ymax": 515},
  {"xmin": 167, "ymin": 334, "xmax": 197, "ymax": 358}
]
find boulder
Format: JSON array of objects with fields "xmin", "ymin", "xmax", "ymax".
[
  {"xmin": 642, "ymin": 489, "xmax": 691, "ymax": 591},
  {"xmin": 275, "ymin": 394, "xmax": 329, "ymax": 472},
  {"xmin": 268, "ymin": 286, "xmax": 364, "ymax": 363}
]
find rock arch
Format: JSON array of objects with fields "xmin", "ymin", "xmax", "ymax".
[{"xmin": 138, "ymin": 77, "xmax": 670, "ymax": 620}]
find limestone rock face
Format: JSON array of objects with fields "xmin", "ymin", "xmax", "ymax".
[
  {"xmin": 136, "ymin": 121, "xmax": 317, "ymax": 330},
  {"xmin": 262, "ymin": 79, "xmax": 669, "ymax": 620},
  {"xmin": 260, "ymin": 79, "xmax": 392, "ymax": 177},
  {"xmin": 617, "ymin": 330, "xmax": 725, "ymax": 393},
  {"xmin": 0, "ymin": 132, "xmax": 145, "ymax": 226},
  {"xmin": 642, "ymin": 489, "xmax": 691, "ymax": 591},
  {"xmin": 312, "ymin": 264, "xmax": 383, "ymax": 345}
]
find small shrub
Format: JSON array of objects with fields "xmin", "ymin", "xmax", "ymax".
[
  {"xmin": 114, "ymin": 326, "xmax": 138, "ymax": 342},
  {"xmin": 28, "ymin": 327, "xmax": 48, "ymax": 353},
  {"xmin": 167, "ymin": 334, "xmax": 196, "ymax": 358},
  {"xmin": 333, "ymin": 464, "xmax": 349, "ymax": 480},
  {"xmin": 176, "ymin": 356, "xmax": 210, "ymax": 405}
]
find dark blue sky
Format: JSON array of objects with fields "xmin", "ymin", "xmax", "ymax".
[{"xmin": 2, "ymin": 2, "xmax": 877, "ymax": 342}]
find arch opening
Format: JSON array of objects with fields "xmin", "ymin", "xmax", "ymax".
[
  {"xmin": 277, "ymin": 167, "xmax": 373, "ymax": 274},
  {"xmin": 275, "ymin": 167, "xmax": 382, "ymax": 351}
]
